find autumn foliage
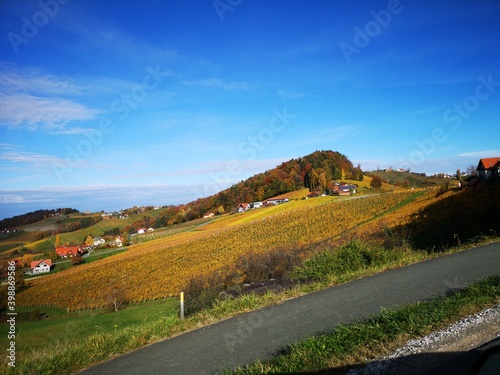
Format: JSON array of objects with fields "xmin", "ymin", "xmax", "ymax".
[{"xmin": 16, "ymin": 192, "xmax": 417, "ymax": 311}]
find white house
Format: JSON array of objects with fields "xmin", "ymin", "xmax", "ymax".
[
  {"xmin": 93, "ymin": 237, "xmax": 105, "ymax": 246},
  {"xmin": 137, "ymin": 228, "xmax": 148, "ymax": 234},
  {"xmin": 30, "ymin": 259, "xmax": 52, "ymax": 275},
  {"xmin": 251, "ymin": 202, "xmax": 263, "ymax": 209}
]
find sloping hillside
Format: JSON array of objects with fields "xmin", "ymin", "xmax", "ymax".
[
  {"xmin": 142, "ymin": 150, "xmax": 363, "ymax": 227},
  {"xmin": 366, "ymin": 170, "xmax": 449, "ymax": 188},
  {"xmin": 16, "ymin": 191, "xmax": 418, "ymax": 310}
]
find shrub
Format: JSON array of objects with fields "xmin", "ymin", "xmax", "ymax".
[
  {"xmin": 289, "ymin": 241, "xmax": 402, "ymax": 282},
  {"xmin": 235, "ymin": 246, "xmax": 303, "ymax": 283}
]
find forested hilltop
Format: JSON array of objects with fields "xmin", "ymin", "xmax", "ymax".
[
  {"xmin": 153, "ymin": 150, "xmax": 362, "ymax": 226},
  {"xmin": 209, "ymin": 150, "xmax": 362, "ymax": 208}
]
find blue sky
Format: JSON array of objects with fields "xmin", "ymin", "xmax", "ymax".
[{"xmin": 0, "ymin": 0, "xmax": 499, "ymax": 219}]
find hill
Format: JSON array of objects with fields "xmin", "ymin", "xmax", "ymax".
[
  {"xmin": 366, "ymin": 170, "xmax": 451, "ymax": 188},
  {"xmin": 0, "ymin": 208, "xmax": 79, "ymax": 229},
  {"xmin": 140, "ymin": 150, "xmax": 363, "ymax": 228}
]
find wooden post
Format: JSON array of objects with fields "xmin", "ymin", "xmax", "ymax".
[{"xmin": 180, "ymin": 292, "xmax": 185, "ymax": 319}]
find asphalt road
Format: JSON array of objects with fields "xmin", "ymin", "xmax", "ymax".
[{"xmin": 80, "ymin": 242, "xmax": 500, "ymax": 375}]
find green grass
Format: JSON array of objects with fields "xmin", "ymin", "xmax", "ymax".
[
  {"xmin": 223, "ymin": 275, "xmax": 500, "ymax": 374},
  {"xmin": 0, "ymin": 299, "xmax": 178, "ymax": 350},
  {"xmin": 289, "ymin": 240, "xmax": 420, "ymax": 284},
  {"xmin": 0, "ymin": 299, "xmax": 179, "ymax": 374}
]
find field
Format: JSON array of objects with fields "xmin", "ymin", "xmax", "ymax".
[
  {"xmin": 17, "ymin": 190, "xmax": 425, "ymax": 311},
  {"xmin": 0, "ymin": 299, "xmax": 178, "ymax": 356},
  {"xmin": 2, "ymin": 182, "xmax": 499, "ymax": 375}
]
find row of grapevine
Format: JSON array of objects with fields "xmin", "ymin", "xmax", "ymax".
[{"xmin": 17, "ymin": 191, "xmax": 418, "ymax": 310}]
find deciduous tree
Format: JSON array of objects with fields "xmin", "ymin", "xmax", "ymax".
[{"xmin": 370, "ymin": 175, "xmax": 383, "ymax": 189}]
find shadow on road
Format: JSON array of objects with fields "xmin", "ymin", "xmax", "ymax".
[{"xmin": 274, "ymin": 340, "xmax": 500, "ymax": 375}]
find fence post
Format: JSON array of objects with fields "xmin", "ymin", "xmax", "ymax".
[{"xmin": 180, "ymin": 292, "xmax": 185, "ymax": 319}]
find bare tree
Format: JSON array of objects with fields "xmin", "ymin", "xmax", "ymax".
[
  {"xmin": 466, "ymin": 164, "xmax": 477, "ymax": 177},
  {"xmin": 106, "ymin": 286, "xmax": 126, "ymax": 312}
]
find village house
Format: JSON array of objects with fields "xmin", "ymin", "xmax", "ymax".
[
  {"xmin": 477, "ymin": 157, "xmax": 500, "ymax": 180},
  {"xmin": 250, "ymin": 202, "xmax": 263, "ymax": 209},
  {"xmin": 236, "ymin": 203, "xmax": 250, "ymax": 213},
  {"xmin": 115, "ymin": 236, "xmax": 123, "ymax": 247},
  {"xmin": 55, "ymin": 246, "xmax": 84, "ymax": 258},
  {"xmin": 93, "ymin": 237, "xmax": 105, "ymax": 246},
  {"xmin": 30, "ymin": 259, "xmax": 52, "ymax": 275},
  {"xmin": 265, "ymin": 198, "xmax": 289, "ymax": 205},
  {"xmin": 333, "ymin": 184, "xmax": 357, "ymax": 196},
  {"xmin": 203, "ymin": 212, "xmax": 215, "ymax": 218},
  {"xmin": 137, "ymin": 228, "xmax": 148, "ymax": 234}
]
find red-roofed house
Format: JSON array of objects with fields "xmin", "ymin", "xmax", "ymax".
[
  {"xmin": 30, "ymin": 259, "xmax": 52, "ymax": 274},
  {"xmin": 236, "ymin": 203, "xmax": 250, "ymax": 213},
  {"xmin": 55, "ymin": 246, "xmax": 82, "ymax": 258},
  {"xmin": 477, "ymin": 157, "xmax": 500, "ymax": 180}
]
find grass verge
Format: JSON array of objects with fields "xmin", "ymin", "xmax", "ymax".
[
  {"xmin": 222, "ymin": 275, "xmax": 500, "ymax": 374},
  {"xmin": 1, "ymin": 239, "xmax": 498, "ymax": 374}
]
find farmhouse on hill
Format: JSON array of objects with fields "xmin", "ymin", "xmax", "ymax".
[
  {"xmin": 30, "ymin": 259, "xmax": 52, "ymax": 274},
  {"xmin": 477, "ymin": 157, "xmax": 500, "ymax": 180},
  {"xmin": 55, "ymin": 246, "xmax": 84, "ymax": 258},
  {"xmin": 236, "ymin": 203, "xmax": 250, "ymax": 212},
  {"xmin": 333, "ymin": 184, "xmax": 357, "ymax": 195},
  {"xmin": 265, "ymin": 197, "xmax": 289, "ymax": 205}
]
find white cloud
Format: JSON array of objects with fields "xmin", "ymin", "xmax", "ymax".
[
  {"xmin": 0, "ymin": 63, "xmax": 142, "ymax": 97},
  {"xmin": 456, "ymin": 150, "xmax": 500, "ymax": 158},
  {"xmin": 0, "ymin": 184, "xmax": 207, "ymax": 217},
  {"xmin": 0, "ymin": 145, "xmax": 66, "ymax": 168},
  {"xmin": 0, "ymin": 93, "xmax": 102, "ymax": 130},
  {"xmin": 0, "ymin": 63, "xmax": 82, "ymax": 95}
]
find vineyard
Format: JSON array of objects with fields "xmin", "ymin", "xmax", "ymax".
[{"xmin": 16, "ymin": 191, "xmax": 421, "ymax": 311}]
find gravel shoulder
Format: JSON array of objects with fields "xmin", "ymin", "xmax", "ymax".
[{"xmin": 347, "ymin": 305, "xmax": 500, "ymax": 375}]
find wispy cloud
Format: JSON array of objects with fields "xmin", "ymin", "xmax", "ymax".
[
  {"xmin": 0, "ymin": 146, "xmax": 65, "ymax": 168},
  {"xmin": 0, "ymin": 184, "xmax": 207, "ymax": 211},
  {"xmin": 456, "ymin": 150, "xmax": 500, "ymax": 158},
  {"xmin": 0, "ymin": 63, "xmax": 82, "ymax": 95},
  {"xmin": 0, "ymin": 93, "xmax": 102, "ymax": 130},
  {"xmin": 0, "ymin": 62, "xmax": 141, "ymax": 97},
  {"xmin": 182, "ymin": 78, "xmax": 253, "ymax": 90}
]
